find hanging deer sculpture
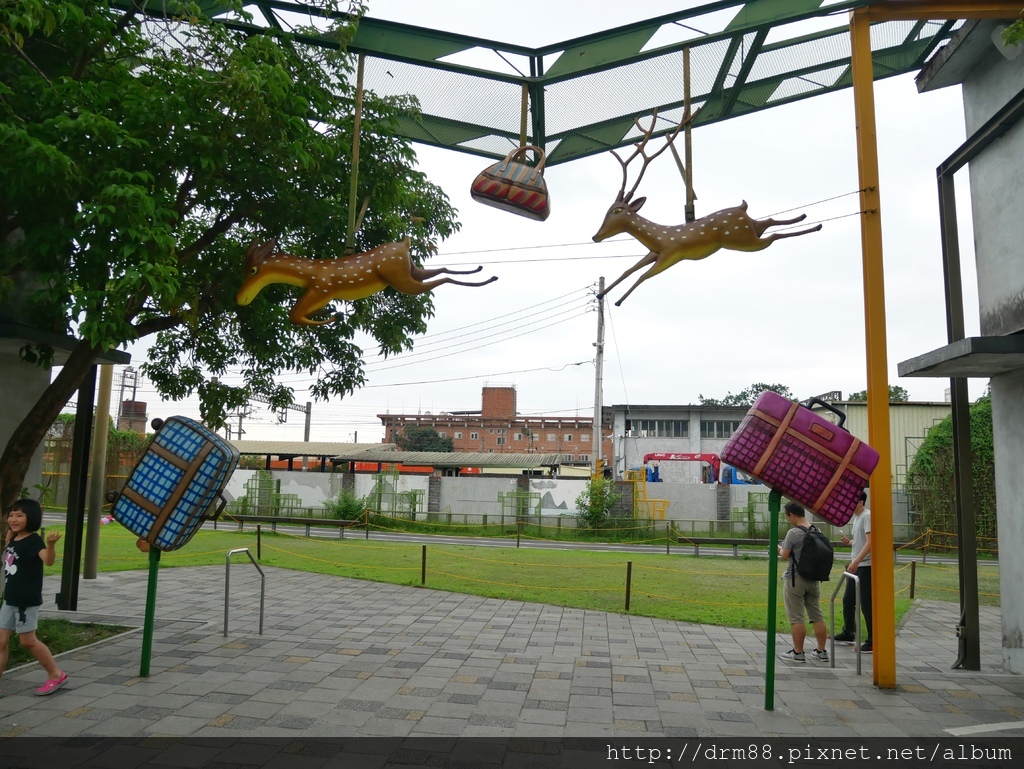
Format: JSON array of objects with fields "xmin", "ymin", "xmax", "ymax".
[
  {"xmin": 237, "ymin": 238, "xmax": 497, "ymax": 326},
  {"xmin": 594, "ymin": 110, "xmax": 822, "ymax": 306}
]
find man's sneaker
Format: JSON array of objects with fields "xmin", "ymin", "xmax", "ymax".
[
  {"xmin": 781, "ymin": 649, "xmax": 806, "ymax": 663},
  {"xmin": 834, "ymin": 632, "xmax": 856, "ymax": 645},
  {"xmin": 810, "ymin": 648, "xmax": 829, "ymax": 662},
  {"xmin": 860, "ymin": 642, "xmax": 873, "ymax": 654}
]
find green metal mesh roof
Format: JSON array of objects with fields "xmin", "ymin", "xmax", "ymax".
[{"xmin": 131, "ymin": 1, "xmax": 961, "ymax": 165}]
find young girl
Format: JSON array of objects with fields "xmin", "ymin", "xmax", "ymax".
[{"xmin": 1, "ymin": 499, "xmax": 67, "ymax": 696}]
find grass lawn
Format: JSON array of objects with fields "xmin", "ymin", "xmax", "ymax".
[
  {"xmin": 4, "ymin": 618, "xmax": 130, "ymax": 669},
  {"xmin": 32, "ymin": 522, "xmax": 998, "ymax": 637}
]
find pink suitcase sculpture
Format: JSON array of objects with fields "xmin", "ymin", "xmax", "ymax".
[{"xmin": 721, "ymin": 392, "xmax": 879, "ymax": 527}]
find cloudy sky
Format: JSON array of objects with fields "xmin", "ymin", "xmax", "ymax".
[{"xmin": 113, "ymin": 0, "xmax": 985, "ymax": 442}]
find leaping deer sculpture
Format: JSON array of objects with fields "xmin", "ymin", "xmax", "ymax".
[
  {"xmin": 237, "ymin": 238, "xmax": 497, "ymax": 326},
  {"xmin": 594, "ymin": 110, "xmax": 822, "ymax": 306}
]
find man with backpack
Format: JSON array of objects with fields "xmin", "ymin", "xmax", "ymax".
[{"xmin": 778, "ymin": 501, "xmax": 832, "ymax": 662}]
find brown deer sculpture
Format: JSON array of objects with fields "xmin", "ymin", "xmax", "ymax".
[
  {"xmin": 594, "ymin": 110, "xmax": 822, "ymax": 306},
  {"xmin": 236, "ymin": 238, "xmax": 497, "ymax": 326}
]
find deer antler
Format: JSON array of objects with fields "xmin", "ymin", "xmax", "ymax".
[{"xmin": 611, "ymin": 107, "xmax": 701, "ymax": 202}]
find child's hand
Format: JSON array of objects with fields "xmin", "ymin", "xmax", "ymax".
[{"xmin": 46, "ymin": 529, "xmax": 62, "ymax": 547}]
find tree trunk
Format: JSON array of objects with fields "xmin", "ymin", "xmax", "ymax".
[{"xmin": 0, "ymin": 339, "xmax": 100, "ymax": 513}]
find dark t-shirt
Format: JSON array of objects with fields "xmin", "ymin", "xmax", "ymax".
[{"xmin": 2, "ymin": 533, "xmax": 45, "ymax": 607}]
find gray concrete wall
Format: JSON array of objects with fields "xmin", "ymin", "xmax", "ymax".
[
  {"xmin": 962, "ymin": 38, "xmax": 1024, "ymax": 674},
  {"xmin": 1, "ymin": 354, "xmax": 49, "ymax": 497}
]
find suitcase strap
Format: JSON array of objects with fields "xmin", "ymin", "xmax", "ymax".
[
  {"xmin": 128, "ymin": 441, "xmax": 216, "ymax": 544},
  {"xmin": 752, "ymin": 403, "xmax": 799, "ymax": 477},
  {"xmin": 812, "ymin": 436, "xmax": 864, "ymax": 511}
]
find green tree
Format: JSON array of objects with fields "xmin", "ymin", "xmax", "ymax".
[
  {"xmin": 1003, "ymin": 12, "xmax": 1024, "ymax": 47},
  {"xmin": 905, "ymin": 395, "xmax": 996, "ymax": 541},
  {"xmin": 699, "ymin": 383, "xmax": 793, "ymax": 407},
  {"xmin": 575, "ymin": 477, "xmax": 621, "ymax": 529},
  {"xmin": 847, "ymin": 385, "xmax": 909, "ymax": 402},
  {"xmin": 394, "ymin": 425, "xmax": 453, "ymax": 452},
  {"xmin": 0, "ymin": 1, "xmax": 460, "ymax": 511}
]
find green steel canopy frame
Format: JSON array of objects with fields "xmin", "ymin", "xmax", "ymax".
[{"xmin": 125, "ymin": 0, "xmax": 960, "ymax": 164}]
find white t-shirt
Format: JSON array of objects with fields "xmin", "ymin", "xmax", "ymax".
[{"xmin": 850, "ymin": 508, "xmax": 871, "ymax": 566}]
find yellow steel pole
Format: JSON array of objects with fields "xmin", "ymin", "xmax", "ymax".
[{"xmin": 849, "ymin": 7, "xmax": 895, "ymax": 689}]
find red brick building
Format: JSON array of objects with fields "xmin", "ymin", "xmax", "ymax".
[{"xmin": 378, "ymin": 386, "xmax": 612, "ymax": 467}]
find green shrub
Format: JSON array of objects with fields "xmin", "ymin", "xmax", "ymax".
[
  {"xmin": 323, "ymin": 489, "xmax": 367, "ymax": 520},
  {"xmin": 575, "ymin": 477, "xmax": 621, "ymax": 529}
]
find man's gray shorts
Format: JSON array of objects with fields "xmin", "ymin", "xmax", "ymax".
[{"xmin": 0, "ymin": 603, "xmax": 40, "ymax": 635}]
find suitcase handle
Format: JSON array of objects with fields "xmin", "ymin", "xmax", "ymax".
[
  {"xmin": 206, "ymin": 495, "xmax": 227, "ymax": 521},
  {"xmin": 804, "ymin": 397, "xmax": 846, "ymax": 428}
]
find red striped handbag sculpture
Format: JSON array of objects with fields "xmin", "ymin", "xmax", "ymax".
[
  {"xmin": 721, "ymin": 392, "xmax": 879, "ymax": 527},
  {"xmin": 471, "ymin": 145, "xmax": 550, "ymax": 221}
]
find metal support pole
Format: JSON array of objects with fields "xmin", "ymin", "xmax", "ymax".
[
  {"xmin": 850, "ymin": 8, "xmax": 895, "ymax": 688},
  {"xmin": 421, "ymin": 545, "xmax": 426, "ymax": 585},
  {"xmin": 140, "ymin": 547, "xmax": 160, "ymax": 677},
  {"xmin": 57, "ymin": 364, "xmax": 96, "ymax": 611},
  {"xmin": 85, "ymin": 364, "xmax": 113, "ymax": 579},
  {"xmin": 764, "ymin": 489, "xmax": 781, "ymax": 710}
]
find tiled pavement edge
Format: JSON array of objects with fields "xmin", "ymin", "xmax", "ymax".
[{"xmin": 0, "ymin": 567, "xmax": 1021, "ymax": 738}]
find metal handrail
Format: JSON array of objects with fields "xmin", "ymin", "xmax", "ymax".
[
  {"xmin": 224, "ymin": 548, "xmax": 265, "ymax": 637},
  {"xmin": 829, "ymin": 571, "xmax": 862, "ymax": 675}
]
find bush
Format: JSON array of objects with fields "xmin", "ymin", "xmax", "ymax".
[
  {"xmin": 575, "ymin": 477, "xmax": 621, "ymax": 529},
  {"xmin": 323, "ymin": 490, "xmax": 368, "ymax": 520}
]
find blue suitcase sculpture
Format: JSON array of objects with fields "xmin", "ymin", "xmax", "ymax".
[{"xmin": 111, "ymin": 416, "xmax": 239, "ymax": 551}]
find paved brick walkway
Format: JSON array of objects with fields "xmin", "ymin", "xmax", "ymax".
[{"xmin": 0, "ymin": 567, "xmax": 1020, "ymax": 738}]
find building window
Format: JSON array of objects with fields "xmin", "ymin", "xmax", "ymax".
[
  {"xmin": 565, "ymin": 434, "xmax": 573, "ymax": 442},
  {"xmin": 514, "ymin": 433, "xmax": 522, "ymax": 441},
  {"xmin": 700, "ymin": 420, "xmax": 741, "ymax": 439},
  {"xmin": 470, "ymin": 432, "xmax": 479, "ymax": 440},
  {"xmin": 578, "ymin": 454, "xmax": 590, "ymax": 462},
  {"xmin": 438, "ymin": 431, "xmax": 446, "ymax": 438},
  {"xmin": 625, "ymin": 419, "xmax": 689, "ymax": 437},
  {"xmin": 496, "ymin": 436, "xmax": 505, "ymax": 445},
  {"xmin": 582, "ymin": 433, "xmax": 591, "ymax": 442},
  {"xmin": 563, "ymin": 454, "xmax": 574, "ymax": 461},
  {"xmin": 488, "ymin": 428, "xmax": 494, "ymax": 434},
  {"xmin": 546, "ymin": 433, "xmax": 556, "ymax": 442},
  {"xmin": 455, "ymin": 432, "xmax": 463, "ymax": 439},
  {"xmin": 497, "ymin": 428, "xmax": 505, "ymax": 434}
]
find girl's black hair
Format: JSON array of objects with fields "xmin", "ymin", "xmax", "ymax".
[{"xmin": 11, "ymin": 498, "xmax": 43, "ymax": 532}]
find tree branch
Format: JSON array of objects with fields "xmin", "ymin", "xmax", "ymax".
[
  {"xmin": 177, "ymin": 206, "xmax": 257, "ymax": 263},
  {"xmin": 71, "ymin": 2, "xmax": 140, "ymax": 81}
]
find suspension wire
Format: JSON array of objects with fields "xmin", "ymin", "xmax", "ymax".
[
  {"xmin": 763, "ymin": 187, "xmax": 870, "ymax": 218},
  {"xmin": 362, "ymin": 360, "xmax": 590, "ymax": 388},
  {"xmin": 771, "ymin": 209, "xmax": 872, "ymax": 231}
]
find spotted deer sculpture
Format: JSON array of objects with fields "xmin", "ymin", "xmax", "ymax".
[
  {"xmin": 594, "ymin": 110, "xmax": 822, "ymax": 306},
  {"xmin": 236, "ymin": 238, "xmax": 497, "ymax": 326}
]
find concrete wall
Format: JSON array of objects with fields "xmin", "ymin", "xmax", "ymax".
[
  {"xmin": 0, "ymin": 350, "xmax": 48, "ymax": 496},
  {"xmin": 962, "ymin": 37, "xmax": 1024, "ymax": 674}
]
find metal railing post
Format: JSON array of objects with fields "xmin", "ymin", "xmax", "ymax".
[
  {"xmin": 224, "ymin": 548, "xmax": 266, "ymax": 637},
  {"xmin": 829, "ymin": 571, "xmax": 862, "ymax": 675}
]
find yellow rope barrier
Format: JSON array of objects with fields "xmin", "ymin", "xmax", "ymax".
[
  {"xmin": 632, "ymin": 589, "xmax": 784, "ymax": 607},
  {"xmin": 262, "ymin": 542, "xmax": 420, "ymax": 571},
  {"xmin": 429, "ymin": 569, "xmax": 622, "ymax": 591},
  {"xmin": 439, "ymin": 549, "xmax": 612, "ymax": 568},
  {"xmin": 634, "ymin": 563, "xmax": 764, "ymax": 578}
]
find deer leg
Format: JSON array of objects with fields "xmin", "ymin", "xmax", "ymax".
[
  {"xmin": 751, "ymin": 213, "xmax": 808, "ymax": 237},
  {"xmin": 762, "ymin": 223, "xmax": 823, "ymax": 242},
  {"xmin": 410, "ymin": 264, "xmax": 485, "ymax": 280},
  {"xmin": 289, "ymin": 291, "xmax": 339, "ymax": 326},
  {"xmin": 613, "ymin": 262, "xmax": 668, "ymax": 306},
  {"xmin": 599, "ymin": 254, "xmax": 657, "ymax": 299},
  {"xmin": 385, "ymin": 274, "xmax": 499, "ymax": 295}
]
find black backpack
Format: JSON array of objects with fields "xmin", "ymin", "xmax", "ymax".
[{"xmin": 792, "ymin": 524, "xmax": 834, "ymax": 583}]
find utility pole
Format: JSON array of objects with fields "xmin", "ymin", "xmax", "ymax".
[{"xmin": 593, "ymin": 277, "xmax": 606, "ymax": 475}]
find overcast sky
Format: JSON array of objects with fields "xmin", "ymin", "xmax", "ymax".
[{"xmin": 111, "ymin": 0, "xmax": 985, "ymax": 443}]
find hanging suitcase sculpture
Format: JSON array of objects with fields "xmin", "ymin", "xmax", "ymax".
[
  {"xmin": 110, "ymin": 416, "xmax": 239, "ymax": 551},
  {"xmin": 471, "ymin": 145, "xmax": 550, "ymax": 221},
  {"xmin": 722, "ymin": 392, "xmax": 879, "ymax": 527}
]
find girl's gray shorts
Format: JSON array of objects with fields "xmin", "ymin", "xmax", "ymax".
[{"xmin": 0, "ymin": 603, "xmax": 40, "ymax": 634}]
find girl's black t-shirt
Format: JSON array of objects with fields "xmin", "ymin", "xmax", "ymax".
[{"xmin": 2, "ymin": 533, "xmax": 45, "ymax": 607}]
